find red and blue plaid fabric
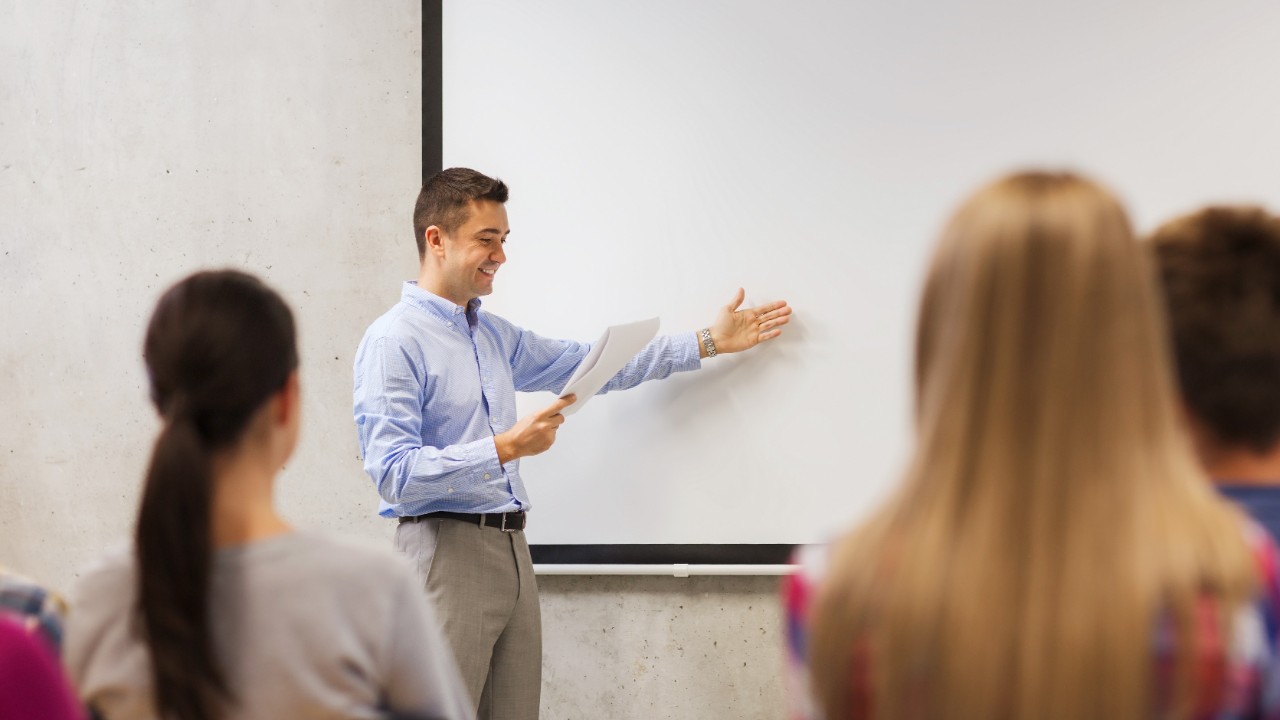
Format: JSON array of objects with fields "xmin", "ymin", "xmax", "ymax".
[{"xmin": 783, "ymin": 524, "xmax": 1280, "ymax": 719}]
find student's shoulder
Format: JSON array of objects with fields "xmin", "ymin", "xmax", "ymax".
[
  {"xmin": 68, "ymin": 543, "xmax": 135, "ymax": 619},
  {"xmin": 783, "ymin": 542, "xmax": 833, "ymax": 618},
  {"xmin": 276, "ymin": 531, "xmax": 416, "ymax": 585},
  {"xmin": 73, "ymin": 544, "xmax": 134, "ymax": 592},
  {"xmin": 791, "ymin": 542, "xmax": 833, "ymax": 585},
  {"xmin": 1240, "ymin": 518, "xmax": 1280, "ymax": 587}
]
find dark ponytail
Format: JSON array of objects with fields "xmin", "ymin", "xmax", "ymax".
[{"xmin": 135, "ymin": 270, "xmax": 297, "ymax": 720}]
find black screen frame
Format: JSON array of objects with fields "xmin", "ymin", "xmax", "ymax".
[{"xmin": 422, "ymin": 0, "xmax": 796, "ymax": 566}]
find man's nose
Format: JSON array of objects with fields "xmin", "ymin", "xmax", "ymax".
[{"xmin": 491, "ymin": 244, "xmax": 506, "ymax": 263}]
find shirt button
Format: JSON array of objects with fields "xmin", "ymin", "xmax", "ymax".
[
  {"xmin": 483, "ymin": 473, "xmax": 491, "ymax": 480},
  {"xmin": 447, "ymin": 487, "xmax": 454, "ymax": 493}
]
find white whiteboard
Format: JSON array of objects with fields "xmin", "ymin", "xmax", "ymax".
[{"xmin": 441, "ymin": 0, "xmax": 1280, "ymax": 547}]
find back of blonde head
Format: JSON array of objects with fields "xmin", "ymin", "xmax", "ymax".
[{"xmin": 810, "ymin": 172, "xmax": 1254, "ymax": 719}]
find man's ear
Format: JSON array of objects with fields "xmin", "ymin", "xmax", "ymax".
[{"xmin": 424, "ymin": 225, "xmax": 447, "ymax": 257}]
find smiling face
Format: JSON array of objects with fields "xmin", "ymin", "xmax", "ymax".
[{"xmin": 421, "ymin": 199, "xmax": 510, "ymax": 306}]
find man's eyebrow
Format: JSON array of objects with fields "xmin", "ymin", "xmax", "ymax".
[{"xmin": 475, "ymin": 228, "xmax": 510, "ymax": 236}]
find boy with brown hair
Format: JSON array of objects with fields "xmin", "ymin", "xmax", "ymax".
[{"xmin": 1151, "ymin": 205, "xmax": 1280, "ymax": 541}]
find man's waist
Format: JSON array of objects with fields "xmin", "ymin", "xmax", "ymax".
[
  {"xmin": 378, "ymin": 484, "xmax": 529, "ymax": 518},
  {"xmin": 399, "ymin": 510, "xmax": 527, "ymax": 532}
]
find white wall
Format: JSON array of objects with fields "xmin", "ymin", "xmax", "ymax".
[{"xmin": 0, "ymin": 3, "xmax": 786, "ymax": 718}]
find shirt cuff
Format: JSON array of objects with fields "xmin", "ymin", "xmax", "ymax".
[
  {"xmin": 462, "ymin": 436, "xmax": 505, "ymax": 482},
  {"xmin": 675, "ymin": 331, "xmax": 702, "ymax": 371}
]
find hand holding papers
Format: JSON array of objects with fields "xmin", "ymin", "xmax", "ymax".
[{"xmin": 559, "ymin": 318, "xmax": 660, "ymax": 416}]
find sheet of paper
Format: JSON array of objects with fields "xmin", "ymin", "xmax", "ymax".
[{"xmin": 559, "ymin": 317, "xmax": 661, "ymax": 416}]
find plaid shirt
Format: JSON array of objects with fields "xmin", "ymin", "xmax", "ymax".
[
  {"xmin": 783, "ymin": 524, "xmax": 1280, "ymax": 719},
  {"xmin": 0, "ymin": 569, "xmax": 68, "ymax": 654}
]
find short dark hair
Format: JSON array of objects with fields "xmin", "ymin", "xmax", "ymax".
[
  {"xmin": 1150, "ymin": 206, "xmax": 1280, "ymax": 453},
  {"xmin": 412, "ymin": 167, "xmax": 509, "ymax": 259}
]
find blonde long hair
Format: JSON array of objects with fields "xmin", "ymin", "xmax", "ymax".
[{"xmin": 809, "ymin": 172, "xmax": 1255, "ymax": 719}]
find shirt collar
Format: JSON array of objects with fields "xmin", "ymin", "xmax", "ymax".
[{"xmin": 400, "ymin": 282, "xmax": 483, "ymax": 323}]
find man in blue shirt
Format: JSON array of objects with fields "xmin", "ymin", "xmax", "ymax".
[
  {"xmin": 1150, "ymin": 206, "xmax": 1280, "ymax": 544},
  {"xmin": 353, "ymin": 167, "xmax": 791, "ymax": 719}
]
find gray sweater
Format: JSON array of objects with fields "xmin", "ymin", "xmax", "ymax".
[{"xmin": 65, "ymin": 531, "xmax": 473, "ymax": 720}]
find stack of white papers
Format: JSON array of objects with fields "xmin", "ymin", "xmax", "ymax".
[{"xmin": 559, "ymin": 317, "xmax": 661, "ymax": 415}]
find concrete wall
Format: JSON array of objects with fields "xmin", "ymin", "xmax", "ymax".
[
  {"xmin": 540, "ymin": 576, "xmax": 784, "ymax": 719},
  {"xmin": 1, "ymin": 0, "xmax": 419, "ymax": 577},
  {"xmin": 0, "ymin": 3, "xmax": 787, "ymax": 717}
]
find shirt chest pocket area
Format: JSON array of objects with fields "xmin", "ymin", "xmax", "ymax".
[{"xmin": 472, "ymin": 345, "xmax": 518, "ymax": 431}]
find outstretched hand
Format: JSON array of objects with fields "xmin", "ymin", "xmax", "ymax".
[{"xmin": 707, "ymin": 288, "xmax": 792, "ymax": 356}]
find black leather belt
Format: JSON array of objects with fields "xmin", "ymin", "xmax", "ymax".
[{"xmin": 399, "ymin": 510, "xmax": 527, "ymax": 532}]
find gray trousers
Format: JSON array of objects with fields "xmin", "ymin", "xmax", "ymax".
[{"xmin": 395, "ymin": 517, "xmax": 541, "ymax": 720}]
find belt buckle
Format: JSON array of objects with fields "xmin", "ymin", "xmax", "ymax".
[{"xmin": 500, "ymin": 512, "xmax": 518, "ymax": 533}]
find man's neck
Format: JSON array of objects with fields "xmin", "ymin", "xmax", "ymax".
[
  {"xmin": 1205, "ymin": 447, "xmax": 1280, "ymax": 487},
  {"xmin": 417, "ymin": 270, "xmax": 471, "ymax": 309}
]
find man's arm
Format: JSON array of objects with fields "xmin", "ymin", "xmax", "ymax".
[
  {"xmin": 596, "ymin": 288, "xmax": 793, "ymax": 391},
  {"xmin": 354, "ymin": 337, "xmax": 575, "ymax": 504},
  {"xmin": 353, "ymin": 337, "xmax": 502, "ymax": 507},
  {"xmin": 503, "ymin": 324, "xmax": 699, "ymax": 395},
  {"xmin": 494, "ymin": 395, "xmax": 574, "ymax": 464},
  {"xmin": 503, "ymin": 288, "xmax": 792, "ymax": 396}
]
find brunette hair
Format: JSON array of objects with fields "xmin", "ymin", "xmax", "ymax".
[
  {"xmin": 135, "ymin": 269, "xmax": 298, "ymax": 720},
  {"xmin": 1150, "ymin": 206, "xmax": 1280, "ymax": 453}
]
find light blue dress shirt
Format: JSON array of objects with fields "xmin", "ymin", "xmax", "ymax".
[{"xmin": 353, "ymin": 282, "xmax": 701, "ymax": 517}]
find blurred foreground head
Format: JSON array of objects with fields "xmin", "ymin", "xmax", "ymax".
[{"xmin": 811, "ymin": 172, "xmax": 1254, "ymax": 720}]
